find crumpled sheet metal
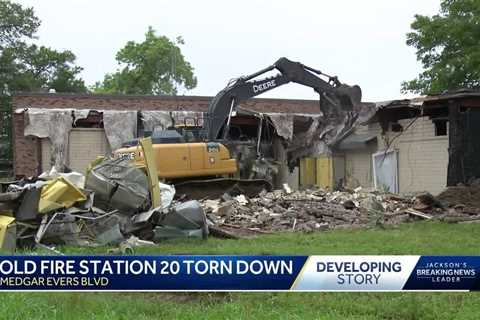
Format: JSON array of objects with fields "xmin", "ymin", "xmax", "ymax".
[
  {"xmin": 141, "ymin": 111, "xmax": 173, "ymax": 132},
  {"xmin": 15, "ymin": 188, "xmax": 40, "ymax": 221},
  {"xmin": 85, "ymin": 157, "xmax": 149, "ymax": 212},
  {"xmin": 37, "ymin": 212, "xmax": 84, "ymax": 245},
  {"xmin": 131, "ymin": 182, "xmax": 176, "ymax": 224},
  {"xmin": 103, "ymin": 110, "xmax": 137, "ymax": 150},
  {"xmin": 38, "ymin": 176, "xmax": 87, "ymax": 214},
  {"xmin": 154, "ymin": 200, "xmax": 208, "ymax": 240}
]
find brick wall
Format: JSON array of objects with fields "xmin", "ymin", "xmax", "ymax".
[
  {"xmin": 12, "ymin": 93, "xmax": 321, "ymax": 114},
  {"xmin": 13, "ymin": 112, "xmax": 40, "ymax": 177}
]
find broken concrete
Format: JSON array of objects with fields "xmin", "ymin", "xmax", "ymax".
[{"xmin": 201, "ymin": 185, "xmax": 480, "ymax": 236}]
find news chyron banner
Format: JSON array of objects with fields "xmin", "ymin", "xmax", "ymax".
[{"xmin": 0, "ymin": 255, "xmax": 479, "ymax": 291}]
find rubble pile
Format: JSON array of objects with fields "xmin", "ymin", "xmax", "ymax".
[
  {"xmin": 0, "ymin": 158, "xmax": 208, "ymax": 252},
  {"xmin": 203, "ymin": 187, "xmax": 408, "ymax": 233},
  {"xmin": 202, "ymin": 186, "xmax": 480, "ymax": 235},
  {"xmin": 3, "ymin": 149, "xmax": 480, "ymax": 250}
]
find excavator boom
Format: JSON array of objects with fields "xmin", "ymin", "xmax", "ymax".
[{"xmin": 205, "ymin": 57, "xmax": 365, "ymax": 140}]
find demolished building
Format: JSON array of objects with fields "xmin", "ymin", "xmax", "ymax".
[
  {"xmin": 337, "ymin": 89, "xmax": 480, "ymax": 195},
  {"xmin": 12, "ymin": 92, "xmax": 373, "ymax": 190},
  {"xmin": 11, "ymin": 90, "xmax": 479, "ymax": 197}
]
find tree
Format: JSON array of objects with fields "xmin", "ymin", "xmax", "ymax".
[
  {"xmin": 94, "ymin": 27, "xmax": 197, "ymax": 95},
  {"xmin": 402, "ymin": 0, "xmax": 480, "ymax": 94},
  {"xmin": 0, "ymin": 0, "xmax": 86, "ymax": 93}
]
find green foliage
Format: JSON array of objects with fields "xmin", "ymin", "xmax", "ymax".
[
  {"xmin": 402, "ymin": 0, "xmax": 480, "ymax": 94},
  {"xmin": 0, "ymin": 0, "xmax": 39, "ymax": 46},
  {"xmin": 0, "ymin": 0, "xmax": 86, "ymax": 93},
  {"xmin": 94, "ymin": 27, "xmax": 197, "ymax": 95}
]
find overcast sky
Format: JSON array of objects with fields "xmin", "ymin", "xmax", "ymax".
[{"xmin": 17, "ymin": 0, "xmax": 440, "ymax": 102}]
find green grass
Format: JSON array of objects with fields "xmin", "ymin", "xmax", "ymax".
[{"xmin": 3, "ymin": 222, "xmax": 480, "ymax": 319}]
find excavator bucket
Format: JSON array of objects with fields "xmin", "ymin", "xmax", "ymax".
[{"xmin": 332, "ymin": 84, "xmax": 363, "ymax": 111}]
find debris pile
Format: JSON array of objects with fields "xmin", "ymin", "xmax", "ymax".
[
  {"xmin": 0, "ymin": 156, "xmax": 208, "ymax": 252},
  {"xmin": 4, "ymin": 139, "xmax": 480, "ymax": 250},
  {"xmin": 202, "ymin": 186, "xmax": 480, "ymax": 236}
]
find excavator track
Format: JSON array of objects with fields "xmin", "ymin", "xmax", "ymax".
[{"xmin": 174, "ymin": 178, "xmax": 273, "ymax": 200}]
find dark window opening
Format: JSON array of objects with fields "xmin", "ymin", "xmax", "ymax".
[{"xmin": 434, "ymin": 120, "xmax": 447, "ymax": 136}]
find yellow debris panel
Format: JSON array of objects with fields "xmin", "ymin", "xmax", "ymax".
[
  {"xmin": 300, "ymin": 158, "xmax": 317, "ymax": 187},
  {"xmin": 316, "ymin": 156, "xmax": 333, "ymax": 189},
  {"xmin": 38, "ymin": 176, "xmax": 87, "ymax": 213},
  {"xmin": 0, "ymin": 215, "xmax": 16, "ymax": 251},
  {"xmin": 139, "ymin": 137, "xmax": 161, "ymax": 209}
]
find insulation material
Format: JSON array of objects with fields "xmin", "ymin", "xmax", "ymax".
[
  {"xmin": 103, "ymin": 110, "xmax": 137, "ymax": 150},
  {"xmin": 266, "ymin": 113, "xmax": 294, "ymax": 140},
  {"xmin": 23, "ymin": 108, "xmax": 73, "ymax": 171},
  {"xmin": 141, "ymin": 111, "xmax": 173, "ymax": 132}
]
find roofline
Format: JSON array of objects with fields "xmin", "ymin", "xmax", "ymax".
[{"xmin": 11, "ymin": 92, "xmax": 322, "ymax": 105}]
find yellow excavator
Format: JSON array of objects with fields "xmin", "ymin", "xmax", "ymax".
[{"xmin": 114, "ymin": 57, "xmax": 368, "ymax": 198}]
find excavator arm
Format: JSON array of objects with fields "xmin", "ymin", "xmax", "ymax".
[{"xmin": 205, "ymin": 57, "xmax": 364, "ymax": 140}]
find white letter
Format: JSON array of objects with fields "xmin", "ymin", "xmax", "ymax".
[
  {"xmin": 183, "ymin": 260, "xmax": 194, "ymax": 274},
  {"xmin": 237, "ymin": 261, "xmax": 249, "ymax": 275},
  {"xmin": 79, "ymin": 260, "xmax": 89, "ymax": 275}
]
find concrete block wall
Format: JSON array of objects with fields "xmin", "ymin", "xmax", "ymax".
[
  {"xmin": 389, "ymin": 118, "xmax": 448, "ymax": 195},
  {"xmin": 343, "ymin": 117, "xmax": 448, "ymax": 195},
  {"xmin": 344, "ymin": 123, "xmax": 381, "ymax": 189}
]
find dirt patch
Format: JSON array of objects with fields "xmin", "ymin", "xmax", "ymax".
[{"xmin": 437, "ymin": 186, "xmax": 480, "ymax": 208}]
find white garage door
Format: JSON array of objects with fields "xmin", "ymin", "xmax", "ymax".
[{"xmin": 41, "ymin": 128, "xmax": 111, "ymax": 174}]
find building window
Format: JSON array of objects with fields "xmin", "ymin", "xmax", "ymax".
[{"xmin": 434, "ymin": 120, "xmax": 447, "ymax": 136}]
